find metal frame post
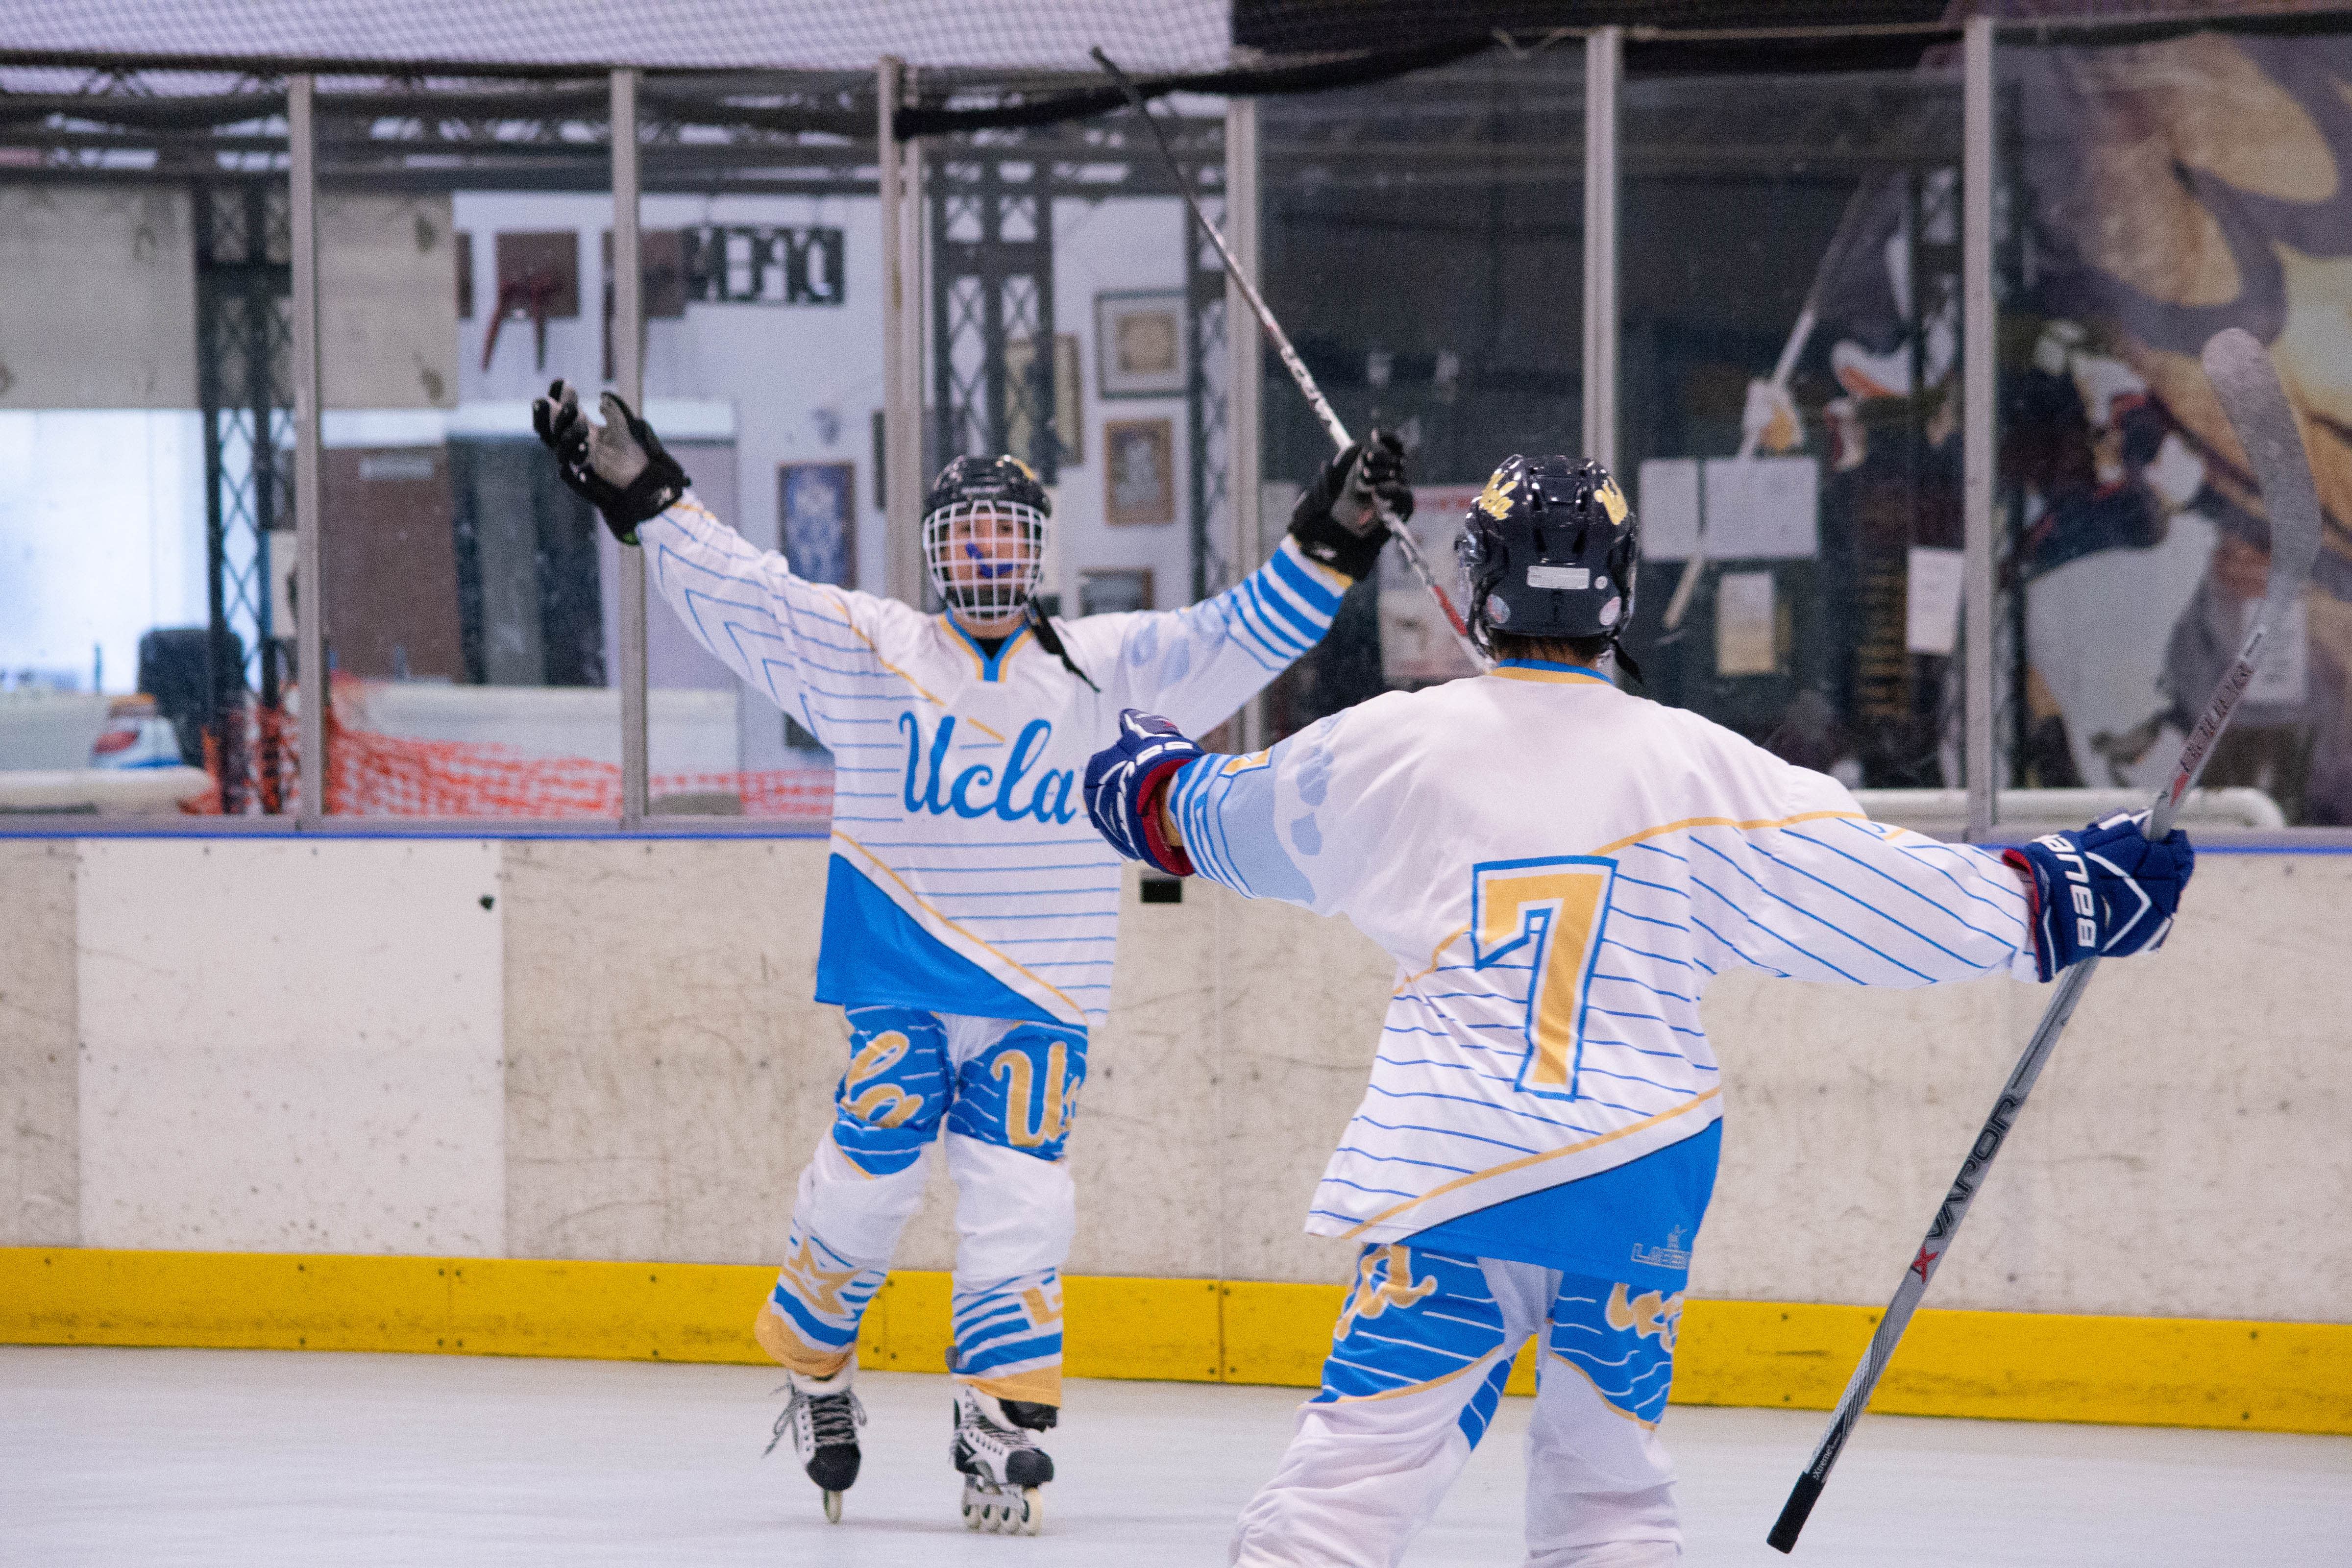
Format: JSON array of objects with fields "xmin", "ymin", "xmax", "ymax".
[
  {"xmin": 879, "ymin": 58, "xmax": 926, "ymax": 607},
  {"xmin": 1225, "ymin": 93, "xmax": 1265, "ymax": 751},
  {"xmin": 1582, "ymin": 27, "xmax": 1620, "ymax": 472},
  {"xmin": 1963, "ymin": 16, "xmax": 1996, "ymax": 841},
  {"xmin": 289, "ymin": 76, "xmax": 327, "ymax": 826},
  {"xmin": 612, "ymin": 68, "xmax": 649, "ymax": 826}
]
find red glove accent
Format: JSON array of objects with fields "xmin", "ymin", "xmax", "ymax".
[{"xmin": 1136, "ymin": 759, "xmax": 1195, "ymax": 878}]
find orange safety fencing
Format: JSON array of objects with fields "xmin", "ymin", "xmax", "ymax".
[{"xmin": 186, "ymin": 688, "xmax": 833, "ymax": 823}]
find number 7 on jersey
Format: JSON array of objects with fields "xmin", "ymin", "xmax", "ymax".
[{"xmin": 1470, "ymin": 856, "xmax": 1618, "ymax": 1102}]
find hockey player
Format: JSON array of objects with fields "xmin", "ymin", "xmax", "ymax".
[
  {"xmin": 1083, "ymin": 454, "xmax": 2194, "ymax": 1566},
  {"xmin": 531, "ymin": 380, "xmax": 1408, "ymax": 1531}
]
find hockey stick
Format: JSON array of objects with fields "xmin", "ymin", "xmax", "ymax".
[
  {"xmin": 1089, "ymin": 48, "xmax": 1488, "ymax": 670},
  {"xmin": 1657, "ymin": 298, "xmax": 1817, "ymax": 634},
  {"xmin": 1765, "ymin": 326, "xmax": 2322, "ymax": 1554}
]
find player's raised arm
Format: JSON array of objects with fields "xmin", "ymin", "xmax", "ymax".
[
  {"xmin": 533, "ymin": 379, "xmax": 911, "ymax": 750},
  {"xmin": 1070, "ymin": 433, "xmax": 1413, "ymax": 737}
]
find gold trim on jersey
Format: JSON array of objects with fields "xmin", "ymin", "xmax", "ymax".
[
  {"xmin": 1333, "ymin": 1087, "xmax": 1722, "ymax": 1241},
  {"xmin": 830, "ymin": 833, "xmax": 1087, "ymax": 1025},
  {"xmin": 1487, "ymin": 664, "xmax": 1613, "ymax": 686}
]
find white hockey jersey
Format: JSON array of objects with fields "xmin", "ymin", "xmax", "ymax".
[
  {"xmin": 638, "ymin": 495, "xmax": 1352, "ymax": 1029},
  {"xmin": 1167, "ymin": 659, "xmax": 2038, "ymax": 1288}
]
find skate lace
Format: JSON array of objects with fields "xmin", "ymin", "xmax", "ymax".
[
  {"xmin": 765, "ymin": 1384, "xmax": 866, "ymax": 1458},
  {"xmin": 962, "ymin": 1407, "xmax": 1040, "ymax": 1460},
  {"xmin": 808, "ymin": 1389, "xmax": 865, "ymax": 1448}
]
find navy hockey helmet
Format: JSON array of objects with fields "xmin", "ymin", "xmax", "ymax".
[
  {"xmin": 1457, "ymin": 455, "xmax": 1638, "ymax": 657},
  {"xmin": 922, "ymin": 455, "xmax": 1052, "ymax": 616}
]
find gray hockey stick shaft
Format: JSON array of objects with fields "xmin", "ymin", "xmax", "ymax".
[
  {"xmin": 1767, "ymin": 326, "xmax": 2322, "ymax": 1553},
  {"xmin": 1089, "ymin": 49, "xmax": 1486, "ymax": 668},
  {"xmin": 1658, "ymin": 299, "xmax": 1816, "ymax": 633}
]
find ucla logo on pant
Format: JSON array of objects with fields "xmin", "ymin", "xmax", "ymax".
[
  {"xmin": 1335, "ymin": 1245, "xmax": 1439, "ymax": 1340},
  {"xmin": 992, "ymin": 1040, "xmax": 1078, "ymax": 1149},
  {"xmin": 1604, "ymin": 1282, "xmax": 1684, "ymax": 1353},
  {"xmin": 843, "ymin": 1030, "xmax": 925, "ymax": 1128},
  {"xmin": 899, "ymin": 713, "xmax": 1078, "ymax": 823}
]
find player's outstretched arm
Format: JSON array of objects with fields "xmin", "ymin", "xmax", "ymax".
[
  {"xmin": 1095, "ymin": 433, "xmax": 1410, "ymax": 735},
  {"xmin": 2003, "ymin": 812, "xmax": 2194, "ymax": 982},
  {"xmin": 1733, "ymin": 787, "xmax": 2191, "ymax": 990},
  {"xmin": 1082, "ymin": 705, "xmax": 1357, "ymax": 920},
  {"xmin": 531, "ymin": 379, "xmax": 896, "ymax": 743}
]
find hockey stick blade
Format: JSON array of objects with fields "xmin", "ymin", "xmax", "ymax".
[
  {"xmin": 1766, "ymin": 328, "xmax": 2321, "ymax": 1554},
  {"xmin": 2158, "ymin": 328, "xmax": 2323, "ymax": 833}
]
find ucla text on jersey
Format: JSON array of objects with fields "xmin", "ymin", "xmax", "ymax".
[{"xmin": 639, "ymin": 494, "xmax": 1353, "ymax": 1027}]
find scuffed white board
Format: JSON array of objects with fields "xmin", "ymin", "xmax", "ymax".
[{"xmin": 76, "ymin": 839, "xmax": 504, "ymax": 1255}]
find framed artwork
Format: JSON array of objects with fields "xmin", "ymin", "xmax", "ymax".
[
  {"xmin": 1080, "ymin": 568, "xmax": 1154, "ymax": 616},
  {"xmin": 1096, "ymin": 290, "xmax": 1187, "ymax": 398},
  {"xmin": 780, "ymin": 462, "xmax": 857, "ymax": 588},
  {"xmin": 1103, "ymin": 418, "xmax": 1176, "ymax": 526},
  {"xmin": 1006, "ymin": 333, "xmax": 1083, "ymax": 470},
  {"xmin": 492, "ymin": 231, "xmax": 580, "ymax": 318}
]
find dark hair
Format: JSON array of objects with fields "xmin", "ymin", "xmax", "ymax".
[{"xmin": 1489, "ymin": 631, "xmax": 1614, "ymax": 667}]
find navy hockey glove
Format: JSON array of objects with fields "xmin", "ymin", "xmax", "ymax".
[
  {"xmin": 1083, "ymin": 710, "xmax": 1200, "ymax": 877},
  {"xmin": 2002, "ymin": 812, "xmax": 2194, "ymax": 983},
  {"xmin": 531, "ymin": 379, "xmax": 690, "ymax": 545},
  {"xmin": 1289, "ymin": 430, "xmax": 1410, "ymax": 580}
]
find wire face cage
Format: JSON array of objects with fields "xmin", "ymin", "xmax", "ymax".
[{"xmin": 922, "ymin": 500, "xmax": 1047, "ymax": 618}]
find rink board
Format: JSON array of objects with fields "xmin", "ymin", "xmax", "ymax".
[{"xmin": 4, "ymin": 1248, "xmax": 2347, "ymax": 1436}]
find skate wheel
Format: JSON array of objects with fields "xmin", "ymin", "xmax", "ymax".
[
  {"xmin": 962, "ymin": 1487, "xmax": 982, "ymax": 1530},
  {"xmin": 823, "ymin": 1489, "xmax": 842, "ymax": 1524},
  {"xmin": 1018, "ymin": 1487, "xmax": 1042, "ymax": 1535}
]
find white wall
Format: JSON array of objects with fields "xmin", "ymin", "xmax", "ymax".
[
  {"xmin": 4, "ymin": 835, "xmax": 2347, "ymax": 1327},
  {"xmin": 73, "ymin": 840, "xmax": 505, "ymax": 1255}
]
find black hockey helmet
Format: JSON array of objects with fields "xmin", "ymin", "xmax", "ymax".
[
  {"xmin": 1457, "ymin": 455, "xmax": 1638, "ymax": 657},
  {"xmin": 922, "ymin": 455, "xmax": 1052, "ymax": 616},
  {"xmin": 924, "ymin": 453, "xmax": 1052, "ymax": 521}
]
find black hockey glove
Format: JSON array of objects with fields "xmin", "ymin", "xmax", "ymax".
[
  {"xmin": 2002, "ymin": 811, "xmax": 2194, "ymax": 983},
  {"xmin": 531, "ymin": 379, "xmax": 690, "ymax": 545},
  {"xmin": 1288, "ymin": 430, "xmax": 1411, "ymax": 581},
  {"xmin": 1082, "ymin": 710, "xmax": 1200, "ymax": 877}
]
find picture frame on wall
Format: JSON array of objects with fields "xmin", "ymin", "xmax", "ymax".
[
  {"xmin": 1103, "ymin": 418, "xmax": 1176, "ymax": 527},
  {"xmin": 780, "ymin": 461, "xmax": 856, "ymax": 588},
  {"xmin": 1096, "ymin": 290, "xmax": 1187, "ymax": 398},
  {"xmin": 1006, "ymin": 333, "xmax": 1083, "ymax": 468},
  {"xmin": 1080, "ymin": 567, "xmax": 1154, "ymax": 616}
]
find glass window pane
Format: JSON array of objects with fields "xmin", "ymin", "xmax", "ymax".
[
  {"xmin": 635, "ymin": 94, "xmax": 876, "ymax": 822},
  {"xmin": 1260, "ymin": 53, "xmax": 1586, "ymax": 737},
  {"xmin": 1616, "ymin": 66, "xmax": 1964, "ymax": 792},
  {"xmin": 0, "ymin": 151, "xmax": 281, "ymax": 815},
  {"xmin": 2001, "ymin": 32, "xmax": 2351, "ymax": 828}
]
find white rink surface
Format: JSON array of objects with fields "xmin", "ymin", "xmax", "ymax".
[{"xmin": 2, "ymin": 1347, "xmax": 2346, "ymax": 1566}]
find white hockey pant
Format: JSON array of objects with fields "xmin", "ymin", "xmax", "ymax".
[
  {"xmin": 1232, "ymin": 1248, "xmax": 1681, "ymax": 1567},
  {"xmin": 753, "ymin": 1005, "xmax": 1083, "ymax": 1407}
]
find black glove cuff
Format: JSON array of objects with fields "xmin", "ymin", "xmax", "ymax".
[
  {"xmin": 563, "ymin": 450, "xmax": 688, "ymax": 545},
  {"xmin": 610, "ymin": 450, "xmax": 690, "ymax": 531},
  {"xmin": 1288, "ymin": 499, "xmax": 1389, "ymax": 581}
]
